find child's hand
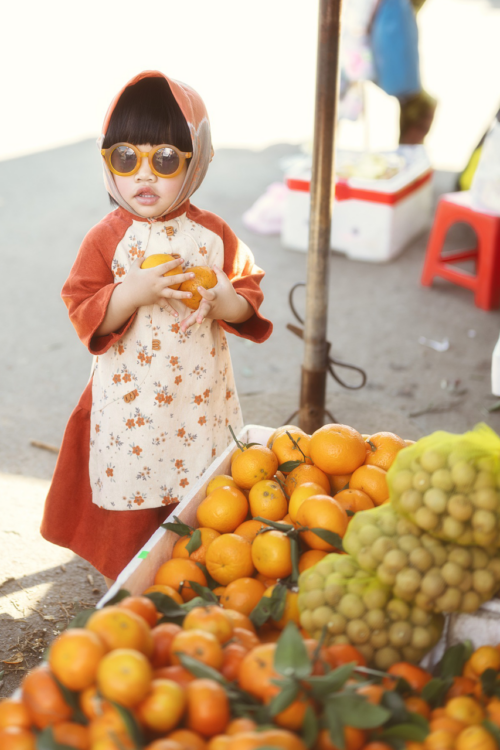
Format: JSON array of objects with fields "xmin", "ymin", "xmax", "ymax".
[
  {"xmin": 180, "ymin": 265, "xmax": 253, "ymax": 332},
  {"xmin": 123, "ymin": 256, "xmax": 195, "ymax": 317}
]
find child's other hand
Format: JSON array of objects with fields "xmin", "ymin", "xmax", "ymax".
[
  {"xmin": 180, "ymin": 265, "xmax": 252, "ymax": 332},
  {"xmin": 123, "ymin": 256, "xmax": 195, "ymax": 318}
]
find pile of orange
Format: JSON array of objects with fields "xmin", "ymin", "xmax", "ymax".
[
  {"xmin": 149, "ymin": 424, "xmax": 410, "ymax": 634},
  {"xmin": 5, "ymin": 585, "xmax": 500, "ymax": 750}
]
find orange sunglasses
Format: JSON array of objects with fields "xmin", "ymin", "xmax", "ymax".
[{"xmin": 101, "ymin": 142, "xmax": 192, "ymax": 178}]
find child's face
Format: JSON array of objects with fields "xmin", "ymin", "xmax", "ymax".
[{"xmin": 114, "ymin": 143, "xmax": 187, "ymax": 218}]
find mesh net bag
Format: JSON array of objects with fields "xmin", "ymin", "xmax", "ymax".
[
  {"xmin": 298, "ymin": 553, "xmax": 444, "ymax": 670},
  {"xmin": 343, "ymin": 504, "xmax": 500, "ymax": 613},
  {"xmin": 388, "ymin": 423, "xmax": 500, "ymax": 547}
]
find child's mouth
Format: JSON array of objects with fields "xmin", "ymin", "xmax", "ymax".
[{"xmin": 135, "ymin": 190, "xmax": 159, "ymax": 205}]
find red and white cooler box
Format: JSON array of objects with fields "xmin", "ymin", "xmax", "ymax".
[{"xmin": 281, "ymin": 146, "xmax": 434, "ymax": 262}]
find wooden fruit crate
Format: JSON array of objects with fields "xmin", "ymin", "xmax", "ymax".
[{"xmin": 99, "ymin": 425, "xmax": 273, "ymax": 607}]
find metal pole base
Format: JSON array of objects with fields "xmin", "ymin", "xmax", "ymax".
[{"xmin": 298, "ymin": 367, "xmax": 328, "ymax": 434}]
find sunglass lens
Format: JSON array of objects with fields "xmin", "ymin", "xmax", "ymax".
[
  {"xmin": 110, "ymin": 145, "xmax": 137, "ymax": 174},
  {"xmin": 152, "ymin": 147, "xmax": 181, "ymax": 176}
]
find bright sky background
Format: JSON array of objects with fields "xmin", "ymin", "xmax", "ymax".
[{"xmin": 1, "ymin": 0, "xmax": 500, "ymax": 170}]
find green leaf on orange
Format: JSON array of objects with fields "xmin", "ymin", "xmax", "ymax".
[{"xmin": 274, "ymin": 622, "xmax": 311, "ymax": 679}]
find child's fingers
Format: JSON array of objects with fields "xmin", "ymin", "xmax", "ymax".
[
  {"xmin": 179, "ymin": 310, "xmax": 199, "ymax": 333},
  {"xmin": 195, "ymin": 299, "xmax": 212, "ymax": 325},
  {"xmin": 163, "ymin": 270, "xmax": 195, "ymax": 287},
  {"xmin": 159, "ymin": 299, "xmax": 179, "ymax": 318},
  {"xmin": 155, "ymin": 257, "xmax": 185, "ymax": 274},
  {"xmin": 162, "ymin": 288, "xmax": 193, "ymax": 302},
  {"xmin": 198, "ymin": 286, "xmax": 217, "ymax": 302}
]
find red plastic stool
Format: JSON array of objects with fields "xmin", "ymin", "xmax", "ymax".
[{"xmin": 421, "ymin": 191, "xmax": 500, "ymax": 310}]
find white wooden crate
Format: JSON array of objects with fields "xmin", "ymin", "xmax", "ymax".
[{"xmin": 98, "ymin": 425, "xmax": 273, "ymax": 607}]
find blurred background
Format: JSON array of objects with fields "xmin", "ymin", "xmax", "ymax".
[{"xmin": 1, "ymin": 0, "xmax": 500, "ymax": 170}]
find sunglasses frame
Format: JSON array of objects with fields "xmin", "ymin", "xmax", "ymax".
[{"xmin": 101, "ymin": 142, "xmax": 192, "ymax": 178}]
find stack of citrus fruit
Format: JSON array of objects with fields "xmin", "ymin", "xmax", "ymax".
[
  {"xmin": 149, "ymin": 424, "xmax": 411, "ymax": 641},
  {"xmin": 4, "ymin": 586, "xmax": 500, "ymax": 750}
]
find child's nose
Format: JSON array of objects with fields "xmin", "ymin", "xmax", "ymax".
[{"xmin": 136, "ymin": 156, "xmax": 155, "ymax": 180}]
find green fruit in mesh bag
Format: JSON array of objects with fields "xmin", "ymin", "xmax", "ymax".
[
  {"xmin": 343, "ymin": 503, "xmax": 500, "ymax": 614},
  {"xmin": 389, "ymin": 424, "xmax": 500, "ymax": 548},
  {"xmin": 298, "ymin": 552, "xmax": 444, "ymax": 669}
]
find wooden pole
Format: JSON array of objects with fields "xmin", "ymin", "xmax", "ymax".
[{"xmin": 298, "ymin": 0, "xmax": 343, "ymax": 434}]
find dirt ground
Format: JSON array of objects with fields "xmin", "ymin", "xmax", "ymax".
[{"xmin": 1, "ymin": 141, "xmax": 500, "ymax": 698}]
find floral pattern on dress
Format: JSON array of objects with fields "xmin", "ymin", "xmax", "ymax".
[{"xmin": 89, "ymin": 215, "xmax": 243, "ymax": 510}]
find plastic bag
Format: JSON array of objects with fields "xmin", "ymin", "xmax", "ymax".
[
  {"xmin": 388, "ymin": 423, "xmax": 500, "ymax": 547},
  {"xmin": 298, "ymin": 553, "xmax": 443, "ymax": 669},
  {"xmin": 371, "ymin": 0, "xmax": 421, "ymax": 98},
  {"xmin": 344, "ymin": 504, "xmax": 500, "ymax": 613},
  {"xmin": 471, "ymin": 118, "xmax": 500, "ymax": 215}
]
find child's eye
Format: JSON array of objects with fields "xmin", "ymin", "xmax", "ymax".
[{"xmin": 111, "ymin": 146, "xmax": 137, "ymax": 172}]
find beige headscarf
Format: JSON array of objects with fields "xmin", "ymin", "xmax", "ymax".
[{"xmin": 97, "ymin": 70, "xmax": 213, "ymax": 219}]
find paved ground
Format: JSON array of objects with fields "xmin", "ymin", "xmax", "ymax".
[{"xmin": 1, "ymin": 139, "xmax": 500, "ymax": 696}]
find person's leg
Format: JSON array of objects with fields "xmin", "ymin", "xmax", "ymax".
[{"xmin": 103, "ymin": 576, "xmax": 115, "ymax": 589}]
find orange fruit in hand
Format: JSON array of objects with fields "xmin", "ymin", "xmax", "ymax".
[
  {"xmin": 206, "ymin": 474, "xmax": 238, "ymax": 495},
  {"xmin": 309, "ymin": 423, "xmax": 366, "ymax": 475},
  {"xmin": 172, "ymin": 527, "xmax": 221, "ymax": 565},
  {"xmin": 154, "ymin": 558, "xmax": 208, "ymax": 602},
  {"xmin": 298, "ymin": 549, "xmax": 328, "ymax": 573},
  {"xmin": 196, "ymin": 486, "xmax": 249, "ymax": 533},
  {"xmin": 288, "ymin": 481, "xmax": 327, "ymax": 522},
  {"xmin": 118, "ymin": 595, "xmax": 159, "ymax": 626},
  {"xmin": 0, "ymin": 727, "xmax": 37, "ymax": 750},
  {"xmin": 283, "ymin": 463, "xmax": 330, "ymax": 498},
  {"xmin": 296, "ymin": 495, "xmax": 348, "ymax": 551},
  {"xmin": 333, "ymin": 488, "xmax": 374, "ymax": 515},
  {"xmin": 143, "ymin": 584, "xmax": 184, "ymax": 604},
  {"xmin": 183, "ymin": 605, "xmax": 234, "ymax": 644},
  {"xmin": 136, "ymin": 678, "xmax": 186, "ymax": 734},
  {"xmin": 0, "ymin": 700, "xmax": 32, "ymax": 731},
  {"xmin": 234, "ymin": 519, "xmax": 269, "ymax": 542},
  {"xmin": 248, "ymin": 479, "xmax": 287, "ymax": 521},
  {"xmin": 49, "ymin": 627, "xmax": 107, "ymax": 691},
  {"xmin": 231, "ymin": 445, "xmax": 279, "ymax": 490},
  {"xmin": 171, "ymin": 629, "xmax": 224, "ymax": 671},
  {"xmin": 205, "ymin": 533, "xmax": 255, "ymax": 585},
  {"xmin": 364, "ymin": 431, "xmax": 407, "ymax": 471},
  {"xmin": 220, "ymin": 577, "xmax": 266, "ymax": 615},
  {"xmin": 97, "ymin": 648, "xmax": 152, "ymax": 708},
  {"xmin": 52, "ymin": 722, "xmax": 90, "ymax": 750},
  {"xmin": 21, "ymin": 664, "xmax": 73, "ymax": 729},
  {"xmin": 180, "ymin": 266, "xmax": 217, "ymax": 309},
  {"xmin": 251, "ymin": 529, "xmax": 293, "ymax": 579},
  {"xmin": 141, "ymin": 253, "xmax": 184, "ymax": 289},
  {"xmin": 269, "ymin": 428, "xmax": 312, "ymax": 470},
  {"xmin": 86, "ymin": 606, "xmax": 153, "ymax": 656},
  {"xmin": 349, "ymin": 464, "xmax": 389, "ymax": 505},
  {"xmin": 185, "ymin": 679, "xmax": 230, "ymax": 738}
]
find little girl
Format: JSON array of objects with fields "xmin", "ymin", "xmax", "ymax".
[{"xmin": 41, "ymin": 71, "xmax": 272, "ymax": 583}]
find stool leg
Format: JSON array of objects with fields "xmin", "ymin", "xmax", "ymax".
[
  {"xmin": 475, "ymin": 223, "xmax": 500, "ymax": 310},
  {"xmin": 421, "ymin": 205, "xmax": 457, "ymax": 286}
]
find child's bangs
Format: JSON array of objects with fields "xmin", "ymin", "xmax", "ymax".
[{"xmin": 103, "ymin": 78, "xmax": 192, "ymax": 152}]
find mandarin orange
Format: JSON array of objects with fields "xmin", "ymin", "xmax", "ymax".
[
  {"xmin": 180, "ymin": 266, "xmax": 217, "ymax": 310},
  {"xmin": 196, "ymin": 486, "xmax": 248, "ymax": 533},
  {"xmin": 205, "ymin": 533, "xmax": 255, "ymax": 585},
  {"xmin": 309, "ymin": 423, "xmax": 366, "ymax": 475}
]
